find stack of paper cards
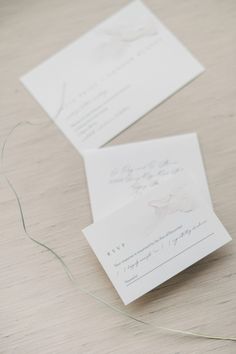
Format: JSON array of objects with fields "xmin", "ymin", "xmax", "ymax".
[
  {"xmin": 21, "ymin": 0, "xmax": 204, "ymax": 153},
  {"xmin": 20, "ymin": 0, "xmax": 231, "ymax": 305},
  {"xmin": 83, "ymin": 134, "xmax": 231, "ymax": 304}
]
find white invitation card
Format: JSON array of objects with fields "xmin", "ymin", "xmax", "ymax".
[
  {"xmin": 83, "ymin": 175, "xmax": 231, "ymax": 305},
  {"xmin": 21, "ymin": 1, "xmax": 204, "ymax": 152},
  {"xmin": 83, "ymin": 133, "xmax": 212, "ymax": 220}
]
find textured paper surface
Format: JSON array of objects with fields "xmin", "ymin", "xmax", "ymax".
[
  {"xmin": 21, "ymin": 1, "xmax": 204, "ymax": 152},
  {"xmin": 83, "ymin": 175, "xmax": 231, "ymax": 305},
  {"xmin": 83, "ymin": 133, "xmax": 211, "ymax": 220}
]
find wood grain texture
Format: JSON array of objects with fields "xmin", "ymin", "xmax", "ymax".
[{"xmin": 0, "ymin": 0, "xmax": 235, "ymax": 353}]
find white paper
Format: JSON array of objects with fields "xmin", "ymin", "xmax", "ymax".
[
  {"xmin": 83, "ymin": 175, "xmax": 231, "ymax": 305},
  {"xmin": 21, "ymin": 0, "xmax": 204, "ymax": 152},
  {"xmin": 83, "ymin": 133, "xmax": 212, "ymax": 220}
]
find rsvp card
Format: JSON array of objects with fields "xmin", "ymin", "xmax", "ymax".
[
  {"xmin": 21, "ymin": 0, "xmax": 204, "ymax": 152},
  {"xmin": 83, "ymin": 133, "xmax": 212, "ymax": 220},
  {"xmin": 83, "ymin": 175, "xmax": 231, "ymax": 305}
]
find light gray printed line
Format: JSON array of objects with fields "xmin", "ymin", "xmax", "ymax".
[{"xmin": 127, "ymin": 232, "xmax": 215, "ymax": 286}]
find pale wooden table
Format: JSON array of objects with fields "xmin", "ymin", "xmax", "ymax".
[{"xmin": 0, "ymin": 0, "xmax": 236, "ymax": 353}]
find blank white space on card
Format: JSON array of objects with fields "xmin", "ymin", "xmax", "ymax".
[
  {"xmin": 21, "ymin": 0, "xmax": 204, "ymax": 152},
  {"xmin": 83, "ymin": 133, "xmax": 212, "ymax": 221},
  {"xmin": 83, "ymin": 175, "xmax": 231, "ymax": 305}
]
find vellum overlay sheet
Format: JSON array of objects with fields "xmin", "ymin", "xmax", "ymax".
[
  {"xmin": 21, "ymin": 1, "xmax": 204, "ymax": 152},
  {"xmin": 83, "ymin": 175, "xmax": 231, "ymax": 305}
]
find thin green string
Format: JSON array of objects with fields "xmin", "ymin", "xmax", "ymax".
[{"xmin": 1, "ymin": 120, "xmax": 236, "ymax": 343}]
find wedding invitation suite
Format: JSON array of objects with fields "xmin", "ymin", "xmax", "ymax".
[
  {"xmin": 21, "ymin": 0, "xmax": 204, "ymax": 152},
  {"xmin": 83, "ymin": 133, "xmax": 212, "ymax": 220},
  {"xmin": 18, "ymin": 0, "xmax": 232, "ymax": 311},
  {"xmin": 83, "ymin": 175, "xmax": 231, "ymax": 305}
]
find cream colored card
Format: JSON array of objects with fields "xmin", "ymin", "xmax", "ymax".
[
  {"xmin": 21, "ymin": 1, "xmax": 204, "ymax": 152},
  {"xmin": 83, "ymin": 175, "xmax": 231, "ymax": 305},
  {"xmin": 83, "ymin": 133, "xmax": 211, "ymax": 220}
]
